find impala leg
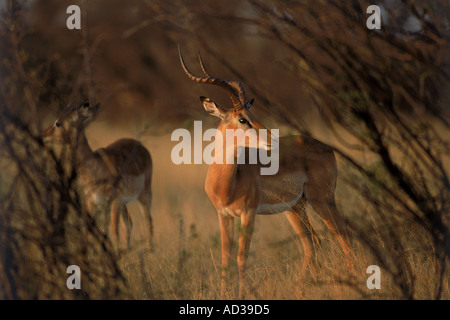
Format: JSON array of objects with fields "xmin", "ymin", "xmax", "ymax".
[
  {"xmin": 307, "ymin": 187, "xmax": 352, "ymax": 269},
  {"xmin": 323, "ymin": 204, "xmax": 352, "ymax": 269},
  {"xmin": 110, "ymin": 199, "xmax": 121, "ymax": 252},
  {"xmin": 138, "ymin": 193, "xmax": 153, "ymax": 251},
  {"xmin": 119, "ymin": 204, "xmax": 132, "ymax": 250},
  {"xmin": 237, "ymin": 211, "xmax": 255, "ymax": 299},
  {"xmin": 218, "ymin": 213, "xmax": 234, "ymax": 298},
  {"xmin": 284, "ymin": 195, "xmax": 319, "ymax": 273}
]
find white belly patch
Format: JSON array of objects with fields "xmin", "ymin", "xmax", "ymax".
[
  {"xmin": 120, "ymin": 174, "xmax": 145, "ymax": 203},
  {"xmin": 256, "ymin": 171, "xmax": 307, "ymax": 215},
  {"xmin": 83, "ymin": 173, "xmax": 145, "ymax": 209},
  {"xmin": 219, "ymin": 208, "xmax": 242, "ymax": 218},
  {"xmin": 88, "ymin": 192, "xmax": 109, "ymax": 209},
  {"xmin": 256, "ymin": 191, "xmax": 303, "ymax": 215}
]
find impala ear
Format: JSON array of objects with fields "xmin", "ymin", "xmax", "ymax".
[
  {"xmin": 246, "ymin": 98, "xmax": 254, "ymax": 110},
  {"xmin": 76, "ymin": 101, "xmax": 100, "ymax": 123},
  {"xmin": 200, "ymin": 96, "xmax": 226, "ymax": 119}
]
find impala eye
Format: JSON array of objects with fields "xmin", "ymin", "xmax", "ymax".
[
  {"xmin": 238, "ymin": 118, "xmax": 248, "ymax": 124},
  {"xmin": 55, "ymin": 121, "xmax": 62, "ymax": 127}
]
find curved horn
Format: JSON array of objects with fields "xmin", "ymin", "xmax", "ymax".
[
  {"xmin": 228, "ymin": 81, "xmax": 247, "ymax": 109},
  {"xmin": 178, "ymin": 45, "xmax": 245, "ymax": 110},
  {"xmin": 197, "ymin": 51, "xmax": 211, "ymax": 77},
  {"xmin": 197, "ymin": 50, "xmax": 248, "ymax": 108}
]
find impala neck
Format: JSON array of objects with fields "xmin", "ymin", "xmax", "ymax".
[
  {"xmin": 207, "ymin": 162, "xmax": 237, "ymax": 203},
  {"xmin": 71, "ymin": 128, "xmax": 94, "ymax": 167},
  {"xmin": 206, "ymin": 136, "xmax": 260, "ymax": 209}
]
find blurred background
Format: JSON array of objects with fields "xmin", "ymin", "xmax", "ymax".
[{"xmin": 0, "ymin": 0, "xmax": 449, "ymax": 299}]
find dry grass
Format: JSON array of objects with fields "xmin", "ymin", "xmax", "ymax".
[
  {"xmin": 1, "ymin": 0, "xmax": 448, "ymax": 300},
  {"xmin": 0, "ymin": 106, "xmax": 447, "ymax": 300},
  {"xmin": 79, "ymin": 121, "xmax": 448, "ymax": 300}
]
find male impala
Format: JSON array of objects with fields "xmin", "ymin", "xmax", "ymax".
[
  {"xmin": 42, "ymin": 101, "xmax": 153, "ymax": 252},
  {"xmin": 179, "ymin": 48, "xmax": 352, "ymax": 298}
]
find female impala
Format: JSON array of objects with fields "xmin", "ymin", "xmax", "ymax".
[
  {"xmin": 179, "ymin": 48, "xmax": 352, "ymax": 298},
  {"xmin": 42, "ymin": 101, "xmax": 153, "ymax": 252}
]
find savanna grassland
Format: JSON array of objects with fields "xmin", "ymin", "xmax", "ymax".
[
  {"xmin": 82, "ymin": 121, "xmax": 448, "ymax": 300},
  {"xmin": 1, "ymin": 0, "xmax": 449, "ymax": 300},
  {"xmin": 1, "ymin": 111, "xmax": 448, "ymax": 300}
]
